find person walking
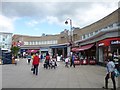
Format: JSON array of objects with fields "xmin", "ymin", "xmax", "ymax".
[
  {"xmin": 27, "ymin": 54, "xmax": 31, "ymax": 64},
  {"xmin": 70, "ymin": 54, "xmax": 75, "ymax": 68},
  {"xmin": 40, "ymin": 54, "xmax": 43, "ymax": 62},
  {"xmin": 45, "ymin": 53, "xmax": 50, "ymax": 69},
  {"xmin": 32, "ymin": 53, "xmax": 40, "ymax": 75},
  {"xmin": 103, "ymin": 53, "xmax": 116, "ymax": 90},
  {"xmin": 65, "ymin": 57, "xmax": 69, "ymax": 68}
]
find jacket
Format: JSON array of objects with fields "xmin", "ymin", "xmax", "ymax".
[
  {"xmin": 32, "ymin": 55, "xmax": 40, "ymax": 65},
  {"xmin": 46, "ymin": 55, "xmax": 50, "ymax": 60}
]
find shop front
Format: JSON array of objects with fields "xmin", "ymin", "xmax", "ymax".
[
  {"xmin": 40, "ymin": 48, "xmax": 49, "ymax": 58},
  {"xmin": 79, "ymin": 44, "xmax": 96, "ymax": 65},
  {"xmin": 50, "ymin": 45, "xmax": 67, "ymax": 60},
  {"xmin": 97, "ymin": 37, "xmax": 120, "ymax": 65},
  {"xmin": 72, "ymin": 43, "xmax": 96, "ymax": 65}
]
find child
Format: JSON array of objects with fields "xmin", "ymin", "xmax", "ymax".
[
  {"xmin": 51, "ymin": 60, "xmax": 56, "ymax": 69},
  {"xmin": 65, "ymin": 57, "xmax": 69, "ymax": 68}
]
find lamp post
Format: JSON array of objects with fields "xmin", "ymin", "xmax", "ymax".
[
  {"xmin": 65, "ymin": 18, "xmax": 73, "ymax": 46},
  {"xmin": 65, "ymin": 18, "xmax": 73, "ymax": 56}
]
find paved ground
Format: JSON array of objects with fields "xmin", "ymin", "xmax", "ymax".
[{"xmin": 2, "ymin": 58, "xmax": 119, "ymax": 88}]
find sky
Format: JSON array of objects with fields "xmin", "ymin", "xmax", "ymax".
[{"xmin": 0, "ymin": 0, "xmax": 119, "ymax": 36}]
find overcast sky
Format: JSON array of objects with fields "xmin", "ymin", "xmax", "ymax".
[{"xmin": 0, "ymin": 0, "xmax": 119, "ymax": 36}]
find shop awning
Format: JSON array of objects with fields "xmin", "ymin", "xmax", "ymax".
[
  {"xmin": 71, "ymin": 48, "xmax": 80, "ymax": 52},
  {"xmin": 71, "ymin": 44, "xmax": 94, "ymax": 52},
  {"xmin": 26, "ymin": 50, "xmax": 39, "ymax": 53},
  {"xmin": 78, "ymin": 44, "xmax": 94, "ymax": 51}
]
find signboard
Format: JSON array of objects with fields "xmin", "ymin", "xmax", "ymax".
[
  {"xmin": 98, "ymin": 43, "xmax": 104, "ymax": 46},
  {"xmin": 98, "ymin": 38, "xmax": 120, "ymax": 47},
  {"xmin": 111, "ymin": 40, "xmax": 120, "ymax": 44}
]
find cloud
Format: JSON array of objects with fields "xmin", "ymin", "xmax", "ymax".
[
  {"xmin": 26, "ymin": 20, "xmax": 39, "ymax": 27},
  {"xmin": 46, "ymin": 16, "xmax": 60, "ymax": 25},
  {"xmin": 1, "ymin": 2, "xmax": 118, "ymax": 29},
  {"xmin": 0, "ymin": 15, "xmax": 15, "ymax": 33},
  {"xmin": 74, "ymin": 2, "xmax": 118, "ymax": 28}
]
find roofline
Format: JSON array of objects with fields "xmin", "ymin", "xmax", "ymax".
[
  {"xmin": 0, "ymin": 32, "xmax": 13, "ymax": 34},
  {"xmin": 13, "ymin": 34, "xmax": 60, "ymax": 38}
]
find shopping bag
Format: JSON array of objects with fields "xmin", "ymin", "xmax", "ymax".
[
  {"xmin": 114, "ymin": 69, "xmax": 120, "ymax": 77},
  {"xmin": 31, "ymin": 67, "xmax": 34, "ymax": 71}
]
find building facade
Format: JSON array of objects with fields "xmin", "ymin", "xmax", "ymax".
[
  {"xmin": 73, "ymin": 8, "xmax": 120, "ymax": 65},
  {"xmin": 12, "ymin": 8, "xmax": 120, "ymax": 63}
]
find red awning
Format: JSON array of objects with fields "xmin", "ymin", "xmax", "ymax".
[
  {"xmin": 71, "ymin": 44, "xmax": 94, "ymax": 52},
  {"xmin": 78, "ymin": 44, "xmax": 94, "ymax": 51},
  {"xmin": 26, "ymin": 50, "xmax": 38, "ymax": 53},
  {"xmin": 71, "ymin": 48, "xmax": 80, "ymax": 52}
]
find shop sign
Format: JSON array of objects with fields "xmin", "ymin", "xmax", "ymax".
[
  {"xmin": 111, "ymin": 40, "xmax": 120, "ymax": 44},
  {"xmin": 98, "ymin": 43, "xmax": 104, "ymax": 46}
]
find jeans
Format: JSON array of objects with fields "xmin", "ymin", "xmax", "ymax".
[
  {"xmin": 33, "ymin": 64, "xmax": 39, "ymax": 75},
  {"xmin": 105, "ymin": 72, "xmax": 116, "ymax": 90}
]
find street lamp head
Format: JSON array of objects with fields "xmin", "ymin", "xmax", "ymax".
[{"xmin": 65, "ymin": 21, "xmax": 68, "ymax": 24}]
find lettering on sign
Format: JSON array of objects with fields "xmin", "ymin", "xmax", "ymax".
[
  {"xmin": 111, "ymin": 40, "xmax": 120, "ymax": 44},
  {"xmin": 98, "ymin": 43, "xmax": 104, "ymax": 46}
]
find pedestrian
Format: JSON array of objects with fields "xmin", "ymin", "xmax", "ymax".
[
  {"xmin": 27, "ymin": 54, "xmax": 31, "ymax": 64},
  {"xmin": 45, "ymin": 52, "xmax": 50, "ymax": 69},
  {"xmin": 51, "ymin": 60, "xmax": 56, "ymax": 69},
  {"xmin": 65, "ymin": 57, "xmax": 69, "ymax": 68},
  {"xmin": 70, "ymin": 54, "xmax": 75, "ymax": 68},
  {"xmin": 40, "ymin": 54, "xmax": 43, "ymax": 62},
  {"xmin": 103, "ymin": 53, "xmax": 116, "ymax": 90},
  {"xmin": 32, "ymin": 53, "xmax": 40, "ymax": 75}
]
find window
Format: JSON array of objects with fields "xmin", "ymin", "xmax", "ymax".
[
  {"xmin": 82, "ymin": 36, "xmax": 84, "ymax": 39},
  {"xmin": 24, "ymin": 42, "xmax": 28, "ymax": 45},
  {"xmin": 117, "ymin": 23, "xmax": 120, "ymax": 26},
  {"xmin": 31, "ymin": 41, "xmax": 33, "ymax": 45},
  {"xmin": 2, "ymin": 45, "xmax": 4, "ymax": 48},
  {"xmin": 39, "ymin": 41, "xmax": 41, "ymax": 45},
  {"xmin": 108, "ymin": 24, "xmax": 113, "ymax": 28},
  {"xmin": 90, "ymin": 32, "xmax": 93, "ymax": 36},
  {"xmin": 82, "ymin": 35, "xmax": 85, "ymax": 39},
  {"xmin": 28, "ymin": 42, "xmax": 30, "ymax": 45},
  {"xmin": 3, "ymin": 38, "xmax": 5, "ymax": 41}
]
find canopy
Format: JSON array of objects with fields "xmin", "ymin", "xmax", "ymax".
[
  {"xmin": 26, "ymin": 50, "xmax": 38, "ymax": 53},
  {"xmin": 78, "ymin": 44, "xmax": 94, "ymax": 51},
  {"xmin": 71, "ymin": 48, "xmax": 80, "ymax": 52},
  {"xmin": 71, "ymin": 44, "xmax": 94, "ymax": 52}
]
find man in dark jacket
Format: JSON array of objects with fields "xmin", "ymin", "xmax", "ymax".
[{"xmin": 32, "ymin": 53, "xmax": 40, "ymax": 75}]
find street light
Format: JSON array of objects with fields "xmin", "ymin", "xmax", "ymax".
[{"xmin": 65, "ymin": 18, "xmax": 73, "ymax": 46}]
